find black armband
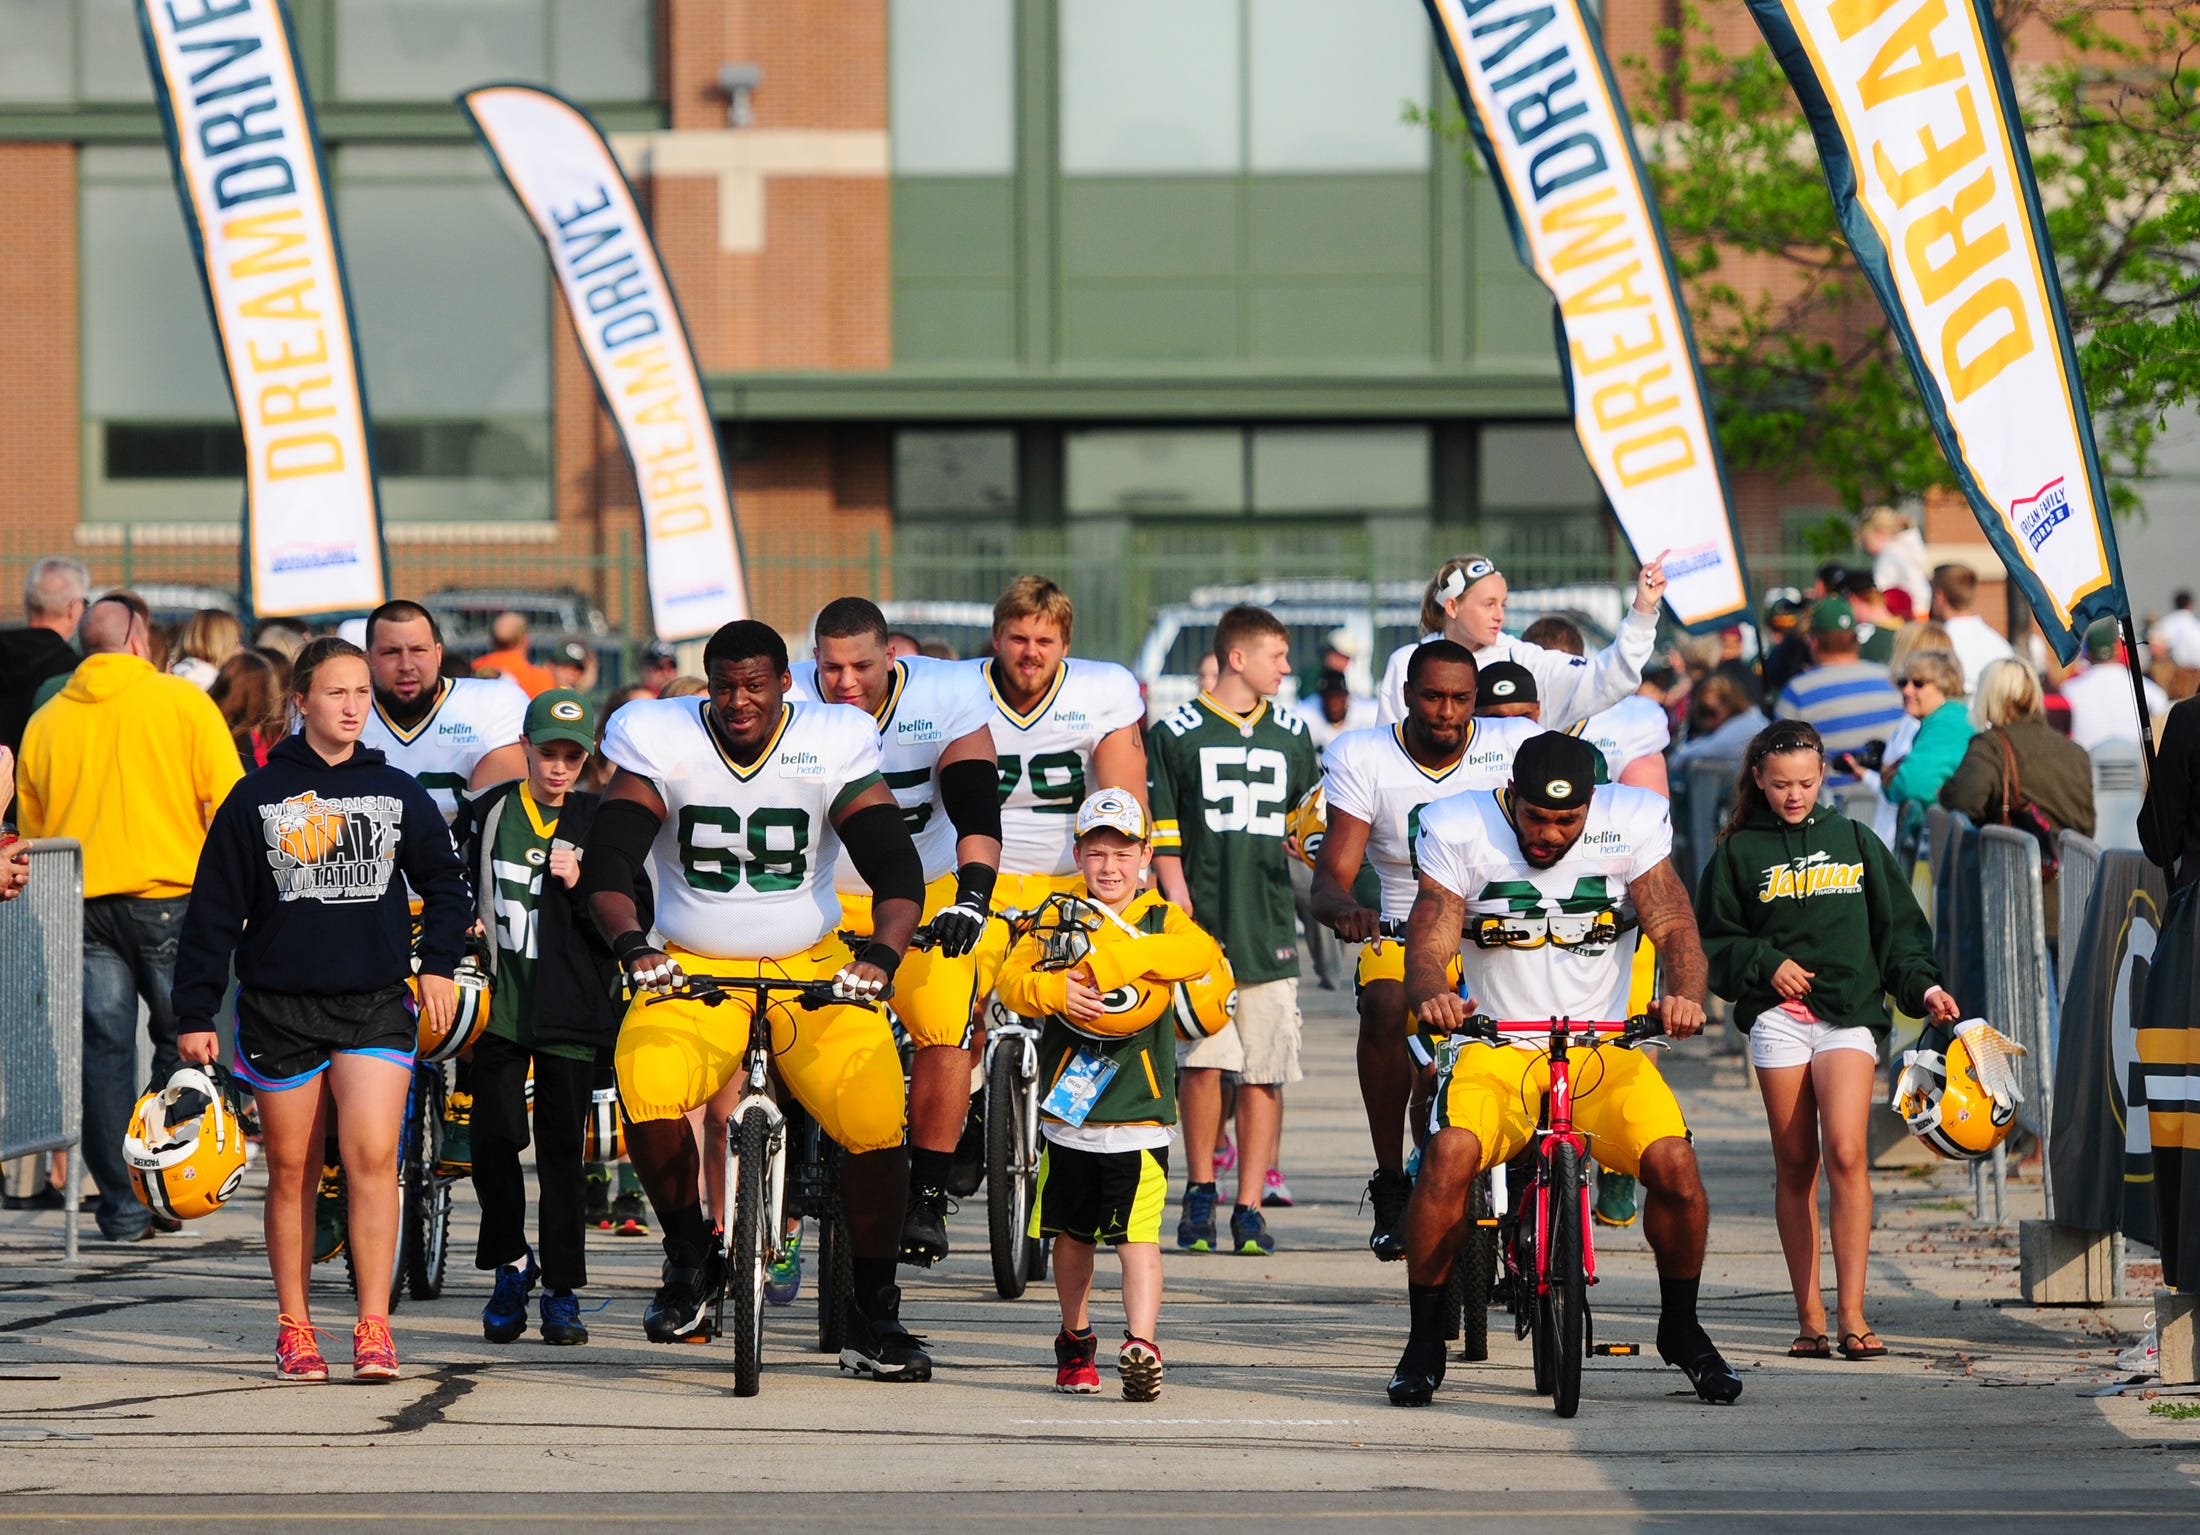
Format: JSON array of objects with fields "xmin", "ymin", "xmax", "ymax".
[
  {"xmin": 857, "ymin": 942, "xmax": 903, "ymax": 980},
  {"xmin": 953, "ymin": 860, "xmax": 997, "ymax": 911},
  {"xmin": 611, "ymin": 930, "xmax": 657, "ymax": 966},
  {"xmin": 840, "ymin": 800, "xmax": 925, "ymax": 909},
  {"xmin": 938, "ymin": 757, "xmax": 1004, "ymax": 844},
  {"xmin": 579, "ymin": 797, "xmax": 661, "ymax": 911}
]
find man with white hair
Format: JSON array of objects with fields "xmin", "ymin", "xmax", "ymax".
[{"xmin": 2, "ymin": 556, "xmax": 89, "ymax": 752}]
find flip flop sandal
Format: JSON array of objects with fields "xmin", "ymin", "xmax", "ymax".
[
  {"xmin": 1789, "ymin": 1334, "xmax": 1833, "ymax": 1358},
  {"xmin": 1839, "ymin": 1332, "xmax": 1889, "ymax": 1359}
]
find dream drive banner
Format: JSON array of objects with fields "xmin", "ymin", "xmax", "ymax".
[
  {"xmin": 461, "ymin": 85, "xmax": 749, "ymax": 641},
  {"xmin": 137, "ymin": 0, "xmax": 386, "ymax": 618},
  {"xmin": 1746, "ymin": 0, "xmax": 2126, "ymax": 663},
  {"xmin": 1422, "ymin": 0, "xmax": 1751, "ymax": 632}
]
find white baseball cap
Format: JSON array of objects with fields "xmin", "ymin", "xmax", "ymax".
[{"xmin": 1073, "ymin": 787, "xmax": 1149, "ymax": 843}]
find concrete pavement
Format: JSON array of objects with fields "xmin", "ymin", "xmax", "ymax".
[{"xmin": 1, "ymin": 981, "xmax": 2193, "ymax": 1531}]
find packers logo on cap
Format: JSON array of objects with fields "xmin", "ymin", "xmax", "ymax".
[
  {"xmin": 1491, "ymin": 679, "xmax": 1517, "ymax": 697},
  {"xmin": 1545, "ymin": 778, "xmax": 1573, "ymax": 800},
  {"xmin": 550, "ymin": 699, "xmax": 584, "ymax": 722}
]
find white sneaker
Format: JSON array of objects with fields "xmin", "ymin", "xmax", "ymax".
[{"xmin": 2115, "ymin": 1315, "xmax": 2158, "ymax": 1377}]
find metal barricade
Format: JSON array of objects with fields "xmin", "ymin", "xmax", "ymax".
[
  {"xmin": 0, "ymin": 840, "xmax": 84, "ymax": 1258},
  {"xmin": 1679, "ymin": 757, "xmax": 1740, "ymax": 887},
  {"xmin": 1979, "ymin": 826, "xmax": 2050, "ymax": 1223},
  {"xmin": 2057, "ymin": 831, "xmax": 2103, "ymax": 980}
]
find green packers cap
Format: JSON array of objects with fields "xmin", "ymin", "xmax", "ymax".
[
  {"xmin": 525, "ymin": 688, "xmax": 595, "ymax": 750},
  {"xmin": 1810, "ymin": 596, "xmax": 1856, "ymax": 635},
  {"xmin": 1073, "ymin": 787, "xmax": 1149, "ymax": 843},
  {"xmin": 1511, "ymin": 731, "xmax": 1597, "ymax": 812}
]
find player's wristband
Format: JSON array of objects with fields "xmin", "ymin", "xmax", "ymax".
[
  {"xmin": 953, "ymin": 861, "xmax": 997, "ymax": 912},
  {"xmin": 611, "ymin": 930, "xmax": 656, "ymax": 966},
  {"xmin": 857, "ymin": 942, "xmax": 903, "ymax": 981}
]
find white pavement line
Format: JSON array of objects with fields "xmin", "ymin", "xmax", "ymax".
[{"xmin": 1008, "ymin": 1417, "xmax": 1358, "ymax": 1425}]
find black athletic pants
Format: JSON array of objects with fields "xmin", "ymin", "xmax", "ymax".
[{"xmin": 469, "ymin": 1033, "xmax": 594, "ymax": 1292}]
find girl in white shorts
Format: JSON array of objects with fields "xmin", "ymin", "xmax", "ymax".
[{"xmin": 1695, "ymin": 721, "xmax": 1962, "ymax": 1364}]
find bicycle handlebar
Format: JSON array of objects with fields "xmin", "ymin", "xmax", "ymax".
[
  {"xmin": 645, "ymin": 974, "xmax": 879, "ymax": 1012},
  {"xmin": 1451, "ymin": 1015, "xmax": 1666, "ymax": 1048},
  {"xmin": 835, "ymin": 920, "xmax": 947, "ymax": 955}
]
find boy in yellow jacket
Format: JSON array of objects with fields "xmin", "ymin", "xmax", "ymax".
[{"xmin": 995, "ymin": 788, "xmax": 1231, "ymax": 1401}]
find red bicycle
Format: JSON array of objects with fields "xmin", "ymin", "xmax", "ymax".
[{"xmin": 1451, "ymin": 1014, "xmax": 1663, "ymax": 1418}]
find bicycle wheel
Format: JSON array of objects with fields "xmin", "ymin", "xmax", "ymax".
[
  {"xmin": 1458, "ymin": 1173, "xmax": 1495, "ymax": 1363},
  {"xmin": 1543, "ymin": 1139, "xmax": 1587, "ymax": 1418},
  {"xmin": 407, "ymin": 1069, "xmax": 452, "ymax": 1300},
  {"xmin": 986, "ymin": 1042, "xmax": 1031, "ymax": 1299},
  {"xmin": 816, "ymin": 1203, "xmax": 854, "ymax": 1354},
  {"xmin": 730, "ymin": 1111, "xmax": 773, "ymax": 1397}
]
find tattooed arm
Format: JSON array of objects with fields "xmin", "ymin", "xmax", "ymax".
[
  {"xmin": 1405, "ymin": 876, "xmax": 1471, "ymax": 1031},
  {"xmin": 1627, "ymin": 856, "xmax": 1708, "ymax": 1037}
]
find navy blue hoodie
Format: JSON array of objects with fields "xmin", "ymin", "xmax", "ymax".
[{"xmin": 171, "ymin": 732, "xmax": 471, "ymax": 1032}]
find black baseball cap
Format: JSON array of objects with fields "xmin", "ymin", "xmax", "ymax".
[
  {"xmin": 644, "ymin": 640, "xmax": 677, "ymax": 666},
  {"xmin": 1511, "ymin": 732, "xmax": 1598, "ymax": 811},
  {"xmin": 1478, "ymin": 660, "xmax": 1538, "ymax": 705},
  {"xmin": 1315, "ymin": 667, "xmax": 1350, "ymax": 695}
]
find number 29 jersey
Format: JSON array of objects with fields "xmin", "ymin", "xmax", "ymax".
[
  {"xmin": 601, "ymin": 697, "xmax": 884, "ymax": 960},
  {"xmin": 974, "ymin": 657, "xmax": 1145, "ymax": 877},
  {"xmin": 1413, "ymin": 783, "xmax": 1672, "ymax": 1029},
  {"xmin": 1320, "ymin": 718, "xmax": 1540, "ymax": 920},
  {"xmin": 789, "ymin": 654, "xmax": 995, "ymax": 892}
]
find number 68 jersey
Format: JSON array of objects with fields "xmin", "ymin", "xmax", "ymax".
[
  {"xmin": 974, "ymin": 657, "xmax": 1145, "ymax": 877},
  {"xmin": 601, "ymin": 697, "xmax": 884, "ymax": 960}
]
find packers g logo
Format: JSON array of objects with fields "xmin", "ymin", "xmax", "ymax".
[
  {"xmin": 549, "ymin": 699, "xmax": 584, "ymax": 722},
  {"xmin": 1490, "ymin": 679, "xmax": 1517, "ymax": 697},
  {"xmin": 1544, "ymin": 778, "xmax": 1573, "ymax": 800},
  {"xmin": 1100, "ymin": 984, "xmax": 1146, "ymax": 1014}
]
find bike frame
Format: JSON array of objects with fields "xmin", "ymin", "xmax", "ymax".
[
  {"xmin": 1533, "ymin": 1025, "xmax": 1599, "ymax": 1298},
  {"xmin": 982, "ymin": 1001, "xmax": 1044, "ymax": 1182},
  {"xmin": 728, "ymin": 1037, "xmax": 791, "ymax": 1275}
]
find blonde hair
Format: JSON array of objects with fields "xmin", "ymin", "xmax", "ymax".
[
  {"xmin": 1420, "ymin": 553, "xmax": 1498, "ymax": 635},
  {"xmin": 1901, "ymin": 648, "xmax": 1965, "ymax": 700},
  {"xmin": 1887, "ymin": 619, "xmax": 1951, "ymax": 675},
  {"xmin": 660, "ymin": 675, "xmax": 708, "ymax": 698},
  {"xmin": 1971, "ymin": 656, "xmax": 2042, "ymax": 728},
  {"xmin": 174, "ymin": 608, "xmax": 242, "ymax": 668},
  {"xmin": 993, "ymin": 575, "xmax": 1075, "ymax": 645},
  {"xmin": 1861, "ymin": 507, "xmax": 1912, "ymax": 538}
]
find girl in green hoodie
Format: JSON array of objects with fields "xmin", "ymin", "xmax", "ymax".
[{"xmin": 1695, "ymin": 721, "xmax": 1962, "ymax": 1363}]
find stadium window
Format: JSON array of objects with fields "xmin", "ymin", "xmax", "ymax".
[
  {"xmin": 0, "ymin": 0, "xmax": 151, "ymax": 104},
  {"xmin": 1477, "ymin": 423, "xmax": 1610, "ymax": 560},
  {"xmin": 1251, "ymin": 427, "xmax": 1430, "ymax": 518},
  {"xmin": 891, "ymin": 0, "xmax": 1015, "ymax": 176},
  {"xmin": 895, "ymin": 430, "xmax": 1020, "ymax": 520},
  {"xmin": 1065, "ymin": 429, "xmax": 1245, "ymax": 517},
  {"xmin": 337, "ymin": 0, "xmax": 654, "ymax": 102},
  {"xmin": 1059, "ymin": 0, "xmax": 1241, "ymax": 174},
  {"xmin": 1246, "ymin": 0, "xmax": 1429, "ymax": 172}
]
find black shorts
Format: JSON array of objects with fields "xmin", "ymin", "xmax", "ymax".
[
  {"xmin": 1030, "ymin": 1140, "xmax": 1171, "ymax": 1246},
  {"xmin": 233, "ymin": 985, "xmax": 415, "ymax": 1093}
]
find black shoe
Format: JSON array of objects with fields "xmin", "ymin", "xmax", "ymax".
[
  {"xmin": 643, "ymin": 1243, "xmax": 724, "ymax": 1344},
  {"xmin": 1658, "ymin": 1323, "xmax": 1744, "ymax": 1405},
  {"xmin": 945, "ymin": 1112, "xmax": 985, "ymax": 1199},
  {"xmin": 1388, "ymin": 1334, "xmax": 1447, "ymax": 1407},
  {"xmin": 900, "ymin": 1185, "xmax": 951, "ymax": 1267},
  {"xmin": 1366, "ymin": 1168, "xmax": 1412, "ymax": 1262},
  {"xmin": 840, "ymin": 1284, "xmax": 933, "ymax": 1382}
]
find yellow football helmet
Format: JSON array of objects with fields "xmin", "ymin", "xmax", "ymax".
[
  {"xmin": 1172, "ymin": 957, "xmax": 1239, "ymax": 1042},
  {"xmin": 414, "ymin": 949, "xmax": 493, "ymax": 1064},
  {"xmin": 1892, "ymin": 1020, "xmax": 2024, "ymax": 1161},
  {"xmin": 1286, "ymin": 785, "xmax": 1328, "ymax": 870},
  {"xmin": 584, "ymin": 1086, "xmax": 627, "ymax": 1164},
  {"xmin": 125, "ymin": 1066, "xmax": 248, "ymax": 1222}
]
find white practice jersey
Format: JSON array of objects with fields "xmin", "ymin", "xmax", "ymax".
[
  {"xmin": 1414, "ymin": 784, "xmax": 1672, "ymax": 1032},
  {"xmin": 1376, "ymin": 611, "xmax": 1657, "ymax": 733},
  {"xmin": 363, "ymin": 675, "xmax": 528, "ymax": 825},
  {"xmin": 1321, "ymin": 718, "xmax": 1540, "ymax": 920},
  {"xmin": 602, "ymin": 697, "xmax": 883, "ymax": 960},
  {"xmin": 790, "ymin": 655, "xmax": 994, "ymax": 891},
  {"xmin": 974, "ymin": 657, "xmax": 1145, "ymax": 877},
  {"xmin": 1570, "ymin": 694, "xmax": 1670, "ymax": 779}
]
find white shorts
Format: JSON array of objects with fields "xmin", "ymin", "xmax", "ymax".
[
  {"xmin": 1749, "ymin": 1007, "xmax": 1879, "ymax": 1069},
  {"xmin": 1179, "ymin": 978, "xmax": 1304, "ymax": 1087}
]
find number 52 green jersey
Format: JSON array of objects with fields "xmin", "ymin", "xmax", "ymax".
[{"xmin": 1147, "ymin": 693, "xmax": 1320, "ymax": 985}]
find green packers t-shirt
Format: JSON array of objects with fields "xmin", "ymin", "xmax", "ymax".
[
  {"xmin": 487, "ymin": 786, "xmax": 593, "ymax": 1062},
  {"xmin": 1147, "ymin": 693, "xmax": 1321, "ymax": 985}
]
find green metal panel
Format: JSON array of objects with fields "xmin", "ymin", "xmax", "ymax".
[
  {"xmin": 1246, "ymin": 281, "xmax": 1430, "ymax": 363},
  {"xmin": 1469, "ymin": 176, "xmax": 1560, "ymax": 371},
  {"xmin": 1245, "ymin": 176, "xmax": 1428, "ymax": 277},
  {"xmin": 1059, "ymin": 179, "xmax": 1242, "ymax": 279},
  {"xmin": 1057, "ymin": 281, "xmax": 1242, "ymax": 363},
  {"xmin": 705, "ymin": 371, "xmax": 1568, "ymax": 421},
  {"xmin": 894, "ymin": 179, "xmax": 1017, "ymax": 279},
  {"xmin": 895, "ymin": 286, "xmax": 1019, "ymax": 365}
]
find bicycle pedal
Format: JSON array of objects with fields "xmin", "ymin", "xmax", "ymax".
[{"xmin": 1591, "ymin": 1343, "xmax": 1640, "ymax": 1357}]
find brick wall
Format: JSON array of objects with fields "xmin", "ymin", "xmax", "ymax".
[{"xmin": 0, "ymin": 144, "xmax": 80, "ymax": 566}]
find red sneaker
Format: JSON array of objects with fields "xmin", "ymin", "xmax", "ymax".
[
  {"xmin": 1118, "ymin": 1334, "xmax": 1163, "ymax": 1402},
  {"xmin": 1053, "ymin": 1329, "xmax": 1101, "ymax": 1393},
  {"xmin": 352, "ymin": 1316, "xmax": 399, "ymax": 1382},
  {"xmin": 275, "ymin": 1314, "xmax": 327, "ymax": 1383}
]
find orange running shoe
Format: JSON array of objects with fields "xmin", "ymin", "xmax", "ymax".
[
  {"xmin": 275, "ymin": 1314, "xmax": 327, "ymax": 1383},
  {"xmin": 352, "ymin": 1316, "xmax": 399, "ymax": 1382}
]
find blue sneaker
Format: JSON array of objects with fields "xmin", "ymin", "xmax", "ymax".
[
  {"xmin": 765, "ymin": 1226, "xmax": 803, "ymax": 1307},
  {"xmin": 483, "ymin": 1249, "xmax": 539, "ymax": 1343},
  {"xmin": 539, "ymin": 1288, "xmax": 588, "ymax": 1346},
  {"xmin": 1176, "ymin": 1183, "xmax": 1218, "ymax": 1252},
  {"xmin": 1230, "ymin": 1204, "xmax": 1275, "ymax": 1257}
]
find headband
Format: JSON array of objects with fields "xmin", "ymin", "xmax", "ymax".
[{"xmin": 1435, "ymin": 558, "xmax": 1498, "ymax": 606}]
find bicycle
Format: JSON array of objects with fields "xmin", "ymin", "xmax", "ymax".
[
  {"xmin": 646, "ymin": 969, "xmax": 882, "ymax": 1397},
  {"xmin": 1442, "ymin": 1013, "xmax": 1664, "ymax": 1418}
]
